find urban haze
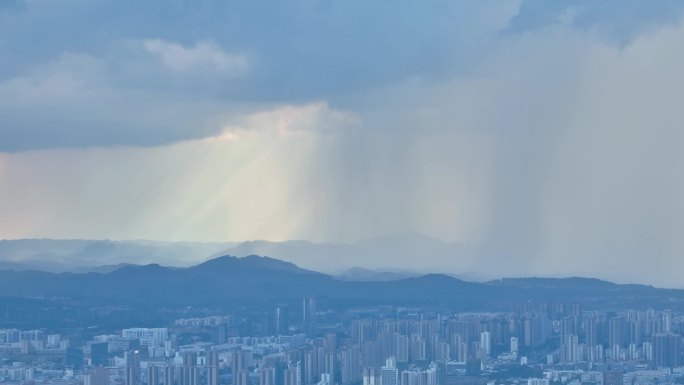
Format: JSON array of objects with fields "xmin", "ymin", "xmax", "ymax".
[{"xmin": 1, "ymin": 1, "xmax": 684, "ymax": 385}]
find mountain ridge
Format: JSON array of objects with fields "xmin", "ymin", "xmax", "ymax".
[
  {"xmin": 0, "ymin": 253, "xmax": 682, "ymax": 329},
  {"xmin": 0, "ymin": 254, "xmax": 678, "ymax": 302}
]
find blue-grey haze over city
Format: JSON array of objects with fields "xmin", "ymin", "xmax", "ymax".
[{"xmin": 1, "ymin": 2, "xmax": 684, "ymax": 385}]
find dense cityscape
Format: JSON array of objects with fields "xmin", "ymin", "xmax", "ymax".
[
  {"xmin": 1, "ymin": 298, "xmax": 684, "ymax": 385},
  {"xmin": 3, "ymin": 2, "xmax": 684, "ymax": 385}
]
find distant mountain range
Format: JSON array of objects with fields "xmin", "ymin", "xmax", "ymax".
[
  {"xmin": 0, "ymin": 254, "xmax": 679, "ymax": 313},
  {"xmin": 0, "ymin": 238, "xmax": 680, "ymax": 330},
  {"xmin": 0, "ymin": 235, "xmax": 482, "ymax": 279},
  {"xmin": 0, "ymin": 239, "xmax": 238, "ymax": 273},
  {"xmin": 0, "ymin": 238, "xmax": 681, "ymax": 313},
  {"xmin": 210, "ymin": 233, "xmax": 482, "ymax": 276}
]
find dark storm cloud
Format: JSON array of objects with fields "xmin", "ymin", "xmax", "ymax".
[
  {"xmin": 0, "ymin": 0, "xmax": 493, "ymax": 151},
  {"xmin": 506, "ymin": 0, "xmax": 684, "ymax": 44},
  {"xmin": 2, "ymin": 0, "xmax": 682, "ymax": 151}
]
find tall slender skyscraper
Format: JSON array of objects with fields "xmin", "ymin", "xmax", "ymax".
[
  {"xmin": 163, "ymin": 365, "xmax": 173, "ymax": 385},
  {"xmin": 181, "ymin": 352, "xmax": 198, "ymax": 385},
  {"xmin": 585, "ymin": 315, "xmax": 598, "ymax": 347},
  {"xmin": 608, "ymin": 316, "xmax": 626, "ymax": 348},
  {"xmin": 510, "ymin": 337, "xmax": 518, "ymax": 356},
  {"xmin": 479, "ymin": 332, "xmax": 491, "ymax": 357},
  {"xmin": 207, "ymin": 351, "xmax": 219, "ymax": 385},
  {"xmin": 340, "ymin": 347, "xmax": 360, "ymax": 385},
  {"xmin": 148, "ymin": 365, "xmax": 159, "ymax": 385},
  {"xmin": 276, "ymin": 305, "xmax": 290, "ymax": 336},
  {"xmin": 260, "ymin": 367, "xmax": 276, "ymax": 385},
  {"xmin": 232, "ymin": 350, "xmax": 251, "ymax": 385},
  {"xmin": 303, "ymin": 298, "xmax": 317, "ymax": 337},
  {"xmin": 125, "ymin": 351, "xmax": 141, "ymax": 385}
]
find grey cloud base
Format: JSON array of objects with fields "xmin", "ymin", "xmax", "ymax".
[{"xmin": 2, "ymin": 0, "xmax": 680, "ymax": 151}]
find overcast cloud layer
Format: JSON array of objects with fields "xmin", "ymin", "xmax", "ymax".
[{"xmin": 1, "ymin": 0, "xmax": 684, "ymax": 285}]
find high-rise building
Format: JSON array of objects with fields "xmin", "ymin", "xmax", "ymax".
[
  {"xmin": 396, "ymin": 335, "xmax": 409, "ymax": 363},
  {"xmin": 91, "ymin": 342, "xmax": 109, "ymax": 367},
  {"xmin": 207, "ymin": 351, "xmax": 219, "ymax": 385},
  {"xmin": 237, "ymin": 370, "xmax": 250, "ymax": 385},
  {"xmin": 340, "ymin": 347, "xmax": 360, "ymax": 385},
  {"xmin": 283, "ymin": 362, "xmax": 301, "ymax": 385},
  {"xmin": 362, "ymin": 367, "xmax": 379, "ymax": 385},
  {"xmin": 380, "ymin": 357, "xmax": 398, "ymax": 385},
  {"xmin": 571, "ymin": 304, "xmax": 582, "ymax": 318},
  {"xmin": 562, "ymin": 335, "xmax": 579, "ymax": 363},
  {"xmin": 276, "ymin": 305, "xmax": 290, "ymax": 336},
  {"xmin": 455, "ymin": 341, "xmax": 468, "ymax": 362},
  {"xmin": 663, "ymin": 310, "xmax": 673, "ymax": 333},
  {"xmin": 559, "ymin": 317, "xmax": 578, "ymax": 349},
  {"xmin": 125, "ymin": 351, "xmax": 141, "ymax": 385},
  {"xmin": 522, "ymin": 314, "xmax": 550, "ymax": 347},
  {"xmin": 66, "ymin": 347, "xmax": 84, "ymax": 370},
  {"xmin": 324, "ymin": 352, "xmax": 336, "ymax": 385},
  {"xmin": 163, "ymin": 365, "xmax": 174, "ymax": 385},
  {"xmin": 89, "ymin": 366, "xmax": 109, "ymax": 385},
  {"xmin": 181, "ymin": 352, "xmax": 198, "ymax": 385},
  {"xmin": 324, "ymin": 333, "xmax": 337, "ymax": 352},
  {"xmin": 608, "ymin": 317, "xmax": 626, "ymax": 348},
  {"xmin": 643, "ymin": 341, "xmax": 654, "ymax": 362},
  {"xmin": 148, "ymin": 365, "xmax": 159, "ymax": 385},
  {"xmin": 303, "ymin": 298, "xmax": 317, "ymax": 337},
  {"xmin": 653, "ymin": 333, "xmax": 681, "ymax": 368},
  {"xmin": 217, "ymin": 323, "xmax": 229, "ymax": 344},
  {"xmin": 479, "ymin": 332, "xmax": 491, "ymax": 357},
  {"xmin": 627, "ymin": 319, "xmax": 642, "ymax": 346},
  {"xmin": 510, "ymin": 337, "xmax": 518, "ymax": 355},
  {"xmin": 409, "ymin": 334, "xmax": 426, "ymax": 362},
  {"xmin": 260, "ymin": 367, "xmax": 276, "ymax": 385},
  {"xmin": 318, "ymin": 373, "xmax": 332, "ymax": 385},
  {"xmin": 232, "ymin": 350, "xmax": 251, "ymax": 385},
  {"xmin": 275, "ymin": 361, "xmax": 289, "ymax": 385},
  {"xmin": 584, "ymin": 315, "xmax": 598, "ymax": 347},
  {"xmin": 352, "ymin": 319, "xmax": 373, "ymax": 344},
  {"xmin": 303, "ymin": 350, "xmax": 316, "ymax": 385}
]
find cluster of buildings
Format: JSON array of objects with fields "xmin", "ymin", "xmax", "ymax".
[{"xmin": 2, "ymin": 300, "xmax": 684, "ymax": 385}]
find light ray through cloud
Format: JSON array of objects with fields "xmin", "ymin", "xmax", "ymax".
[{"xmin": 1, "ymin": 0, "xmax": 684, "ymax": 285}]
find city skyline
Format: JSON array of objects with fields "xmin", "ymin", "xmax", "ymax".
[
  {"xmin": 3, "ymin": 297, "xmax": 684, "ymax": 385},
  {"xmin": 3, "ymin": 1, "xmax": 684, "ymax": 385},
  {"xmin": 3, "ymin": 1, "xmax": 684, "ymax": 384}
]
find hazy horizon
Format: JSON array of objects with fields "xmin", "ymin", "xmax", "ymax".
[
  {"xmin": 0, "ymin": 235, "xmax": 677, "ymax": 288},
  {"xmin": 2, "ymin": 1, "xmax": 684, "ymax": 287},
  {"xmin": 3, "ymin": 3, "xmax": 684, "ymax": 380}
]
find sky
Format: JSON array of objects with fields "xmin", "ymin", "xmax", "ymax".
[{"xmin": 1, "ymin": 0, "xmax": 684, "ymax": 284}]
